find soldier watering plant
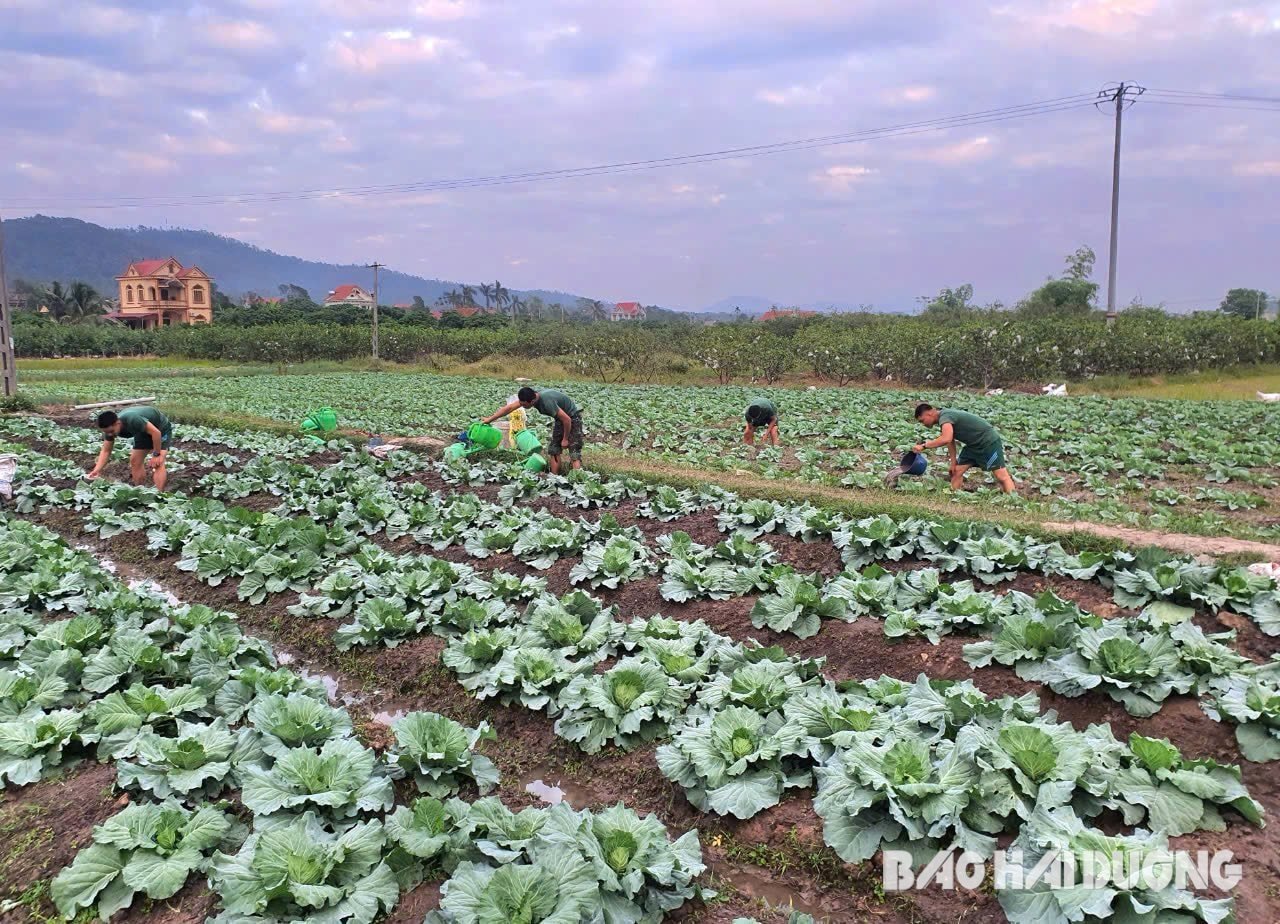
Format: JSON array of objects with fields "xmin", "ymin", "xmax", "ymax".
[
  {"xmin": 743, "ymin": 398, "xmax": 780, "ymax": 447},
  {"xmin": 913, "ymin": 403, "xmax": 1016, "ymax": 495},
  {"xmin": 87, "ymin": 406, "xmax": 174, "ymax": 491},
  {"xmin": 485, "ymin": 386, "xmax": 584, "ymax": 475}
]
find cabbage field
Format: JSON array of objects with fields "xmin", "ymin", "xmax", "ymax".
[
  {"xmin": 2, "ymin": 409, "xmax": 1279, "ymax": 923},
  {"xmin": 22, "ymin": 369, "xmax": 1280, "ymax": 540}
]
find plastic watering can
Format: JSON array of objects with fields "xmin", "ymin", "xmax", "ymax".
[
  {"xmin": 300, "ymin": 407, "xmax": 338, "ymax": 438},
  {"xmin": 523, "ymin": 453, "xmax": 548, "ymax": 473},
  {"xmin": 466, "ymin": 422, "xmax": 503, "ymax": 450},
  {"xmin": 514, "ymin": 428, "xmax": 542, "ymax": 456}
]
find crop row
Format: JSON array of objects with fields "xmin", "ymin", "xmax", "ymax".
[
  {"xmin": 1, "ymin": 515, "xmax": 716, "ymax": 923},
  {"xmin": 8, "ymin": 442, "xmax": 1275, "ymax": 920},
  {"xmin": 19, "ymin": 371, "xmax": 1280, "ymax": 537}
]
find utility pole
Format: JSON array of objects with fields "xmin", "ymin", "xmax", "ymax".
[
  {"xmin": 1097, "ymin": 82, "xmax": 1145, "ymax": 326},
  {"xmin": 366, "ymin": 262, "xmax": 383, "ymax": 361},
  {"xmin": 0, "ymin": 212, "xmax": 17, "ymax": 398},
  {"xmin": 1257, "ymin": 290, "xmax": 1263, "ymax": 321}
]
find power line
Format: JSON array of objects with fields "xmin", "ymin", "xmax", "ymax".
[
  {"xmin": 1146, "ymin": 88, "xmax": 1280, "ymax": 104},
  {"xmin": 1140, "ymin": 99, "xmax": 1280, "ymax": 114},
  {"xmin": 3, "ymin": 93, "xmax": 1100, "ymax": 211}
]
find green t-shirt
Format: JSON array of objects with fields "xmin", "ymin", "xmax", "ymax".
[
  {"xmin": 533, "ymin": 389, "xmax": 580, "ymax": 419},
  {"xmin": 109, "ymin": 407, "xmax": 171, "ymax": 444},
  {"xmin": 746, "ymin": 398, "xmax": 777, "ymax": 424},
  {"xmin": 939, "ymin": 409, "xmax": 1000, "ymax": 453}
]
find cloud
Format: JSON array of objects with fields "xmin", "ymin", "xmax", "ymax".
[
  {"xmin": 813, "ymin": 164, "xmax": 876, "ymax": 193},
  {"xmin": 326, "ymin": 31, "xmax": 456, "ymax": 73},
  {"xmin": 884, "ymin": 85, "xmax": 936, "ymax": 103},
  {"xmin": 909, "ymin": 136, "xmax": 993, "ymax": 164},
  {"xmin": 1235, "ymin": 160, "xmax": 1280, "ymax": 176},
  {"xmin": 206, "ymin": 18, "xmax": 280, "ymax": 51}
]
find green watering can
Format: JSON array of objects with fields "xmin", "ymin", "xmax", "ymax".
[
  {"xmin": 514, "ymin": 428, "xmax": 542, "ymax": 456},
  {"xmin": 466, "ymin": 422, "xmax": 503, "ymax": 451}
]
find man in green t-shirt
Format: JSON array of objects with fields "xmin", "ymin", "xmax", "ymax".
[
  {"xmin": 88, "ymin": 406, "xmax": 174, "ymax": 490},
  {"xmin": 912, "ymin": 403, "xmax": 1016, "ymax": 494},
  {"xmin": 743, "ymin": 398, "xmax": 780, "ymax": 447},
  {"xmin": 484, "ymin": 386, "xmax": 584, "ymax": 474}
]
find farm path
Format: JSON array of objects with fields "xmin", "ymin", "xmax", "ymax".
[{"xmin": 1044, "ymin": 521, "xmax": 1280, "ymax": 560}]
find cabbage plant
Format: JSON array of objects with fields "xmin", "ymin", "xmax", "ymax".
[
  {"xmin": 521, "ymin": 591, "xmax": 623, "ymax": 664},
  {"xmin": 117, "ymin": 718, "xmax": 264, "ymax": 800},
  {"xmin": 247, "ymin": 692, "xmax": 352, "ymax": 760},
  {"xmin": 750, "ymin": 573, "xmax": 849, "ymax": 638},
  {"xmin": 425, "ymin": 849, "xmax": 598, "ymax": 924},
  {"xmin": 386, "ymin": 711, "xmax": 499, "ymax": 796},
  {"xmin": 657, "ymin": 706, "xmax": 809, "ymax": 819},
  {"xmin": 555, "ymin": 658, "xmax": 690, "ymax": 753},
  {"xmin": 207, "ymin": 812, "xmax": 399, "ymax": 924},
  {"xmin": 0, "ymin": 708, "xmax": 93, "ymax": 785},
  {"xmin": 239, "ymin": 737, "xmax": 393, "ymax": 819},
  {"xmin": 52, "ymin": 801, "xmax": 240, "ymax": 921}
]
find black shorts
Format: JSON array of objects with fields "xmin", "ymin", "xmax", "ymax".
[
  {"xmin": 131, "ymin": 431, "xmax": 173, "ymax": 453},
  {"xmin": 548, "ymin": 414, "xmax": 585, "ymax": 460}
]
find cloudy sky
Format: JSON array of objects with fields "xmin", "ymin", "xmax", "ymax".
[{"xmin": 1, "ymin": 0, "xmax": 1278, "ymax": 310}]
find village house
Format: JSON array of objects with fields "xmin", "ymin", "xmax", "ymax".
[
  {"xmin": 110, "ymin": 258, "xmax": 214, "ymax": 328},
  {"xmin": 324, "ymin": 284, "xmax": 375, "ymax": 308},
  {"xmin": 759, "ymin": 307, "xmax": 818, "ymax": 322},
  {"xmin": 611, "ymin": 301, "xmax": 647, "ymax": 321}
]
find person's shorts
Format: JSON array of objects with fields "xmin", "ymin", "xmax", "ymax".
[
  {"xmin": 548, "ymin": 414, "xmax": 585, "ymax": 460},
  {"xmin": 958, "ymin": 441, "xmax": 1005, "ymax": 471},
  {"xmin": 132, "ymin": 430, "xmax": 173, "ymax": 453}
]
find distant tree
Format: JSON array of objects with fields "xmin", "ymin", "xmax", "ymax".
[
  {"xmin": 492, "ymin": 280, "xmax": 511, "ymax": 317},
  {"xmin": 917, "ymin": 284, "xmax": 976, "ymax": 321},
  {"xmin": 526, "ymin": 295, "xmax": 547, "ymax": 320},
  {"xmin": 1220, "ymin": 288, "xmax": 1270, "ymax": 320},
  {"xmin": 66, "ymin": 281, "xmax": 104, "ymax": 321},
  {"xmin": 211, "ymin": 286, "xmax": 235, "ymax": 312},
  {"xmin": 477, "ymin": 283, "xmax": 494, "ymax": 310},
  {"xmin": 577, "ymin": 297, "xmax": 607, "ymax": 322},
  {"xmin": 1017, "ymin": 249, "xmax": 1099, "ymax": 318},
  {"xmin": 1063, "ymin": 246, "xmax": 1096, "ymax": 281},
  {"xmin": 36, "ymin": 281, "xmax": 70, "ymax": 321},
  {"xmin": 460, "ymin": 285, "xmax": 477, "ymax": 308},
  {"xmin": 278, "ymin": 283, "xmax": 311, "ymax": 302},
  {"xmin": 509, "ymin": 295, "xmax": 527, "ymax": 320},
  {"xmin": 411, "ymin": 295, "xmax": 426, "ymax": 311}
]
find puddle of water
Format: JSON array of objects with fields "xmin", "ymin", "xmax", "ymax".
[
  {"xmin": 372, "ymin": 708, "xmax": 408, "ymax": 727},
  {"xmin": 710, "ymin": 860, "xmax": 833, "ymax": 921},
  {"xmin": 516, "ymin": 767, "xmax": 593, "ymax": 809},
  {"xmin": 126, "ymin": 578, "xmax": 181, "ymax": 607},
  {"xmin": 525, "ymin": 779, "xmax": 569, "ymax": 805}
]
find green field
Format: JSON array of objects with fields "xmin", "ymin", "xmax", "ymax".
[{"xmin": 21, "ymin": 363, "xmax": 1280, "ymax": 542}]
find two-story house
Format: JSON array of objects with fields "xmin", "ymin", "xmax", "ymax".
[
  {"xmin": 610, "ymin": 301, "xmax": 647, "ymax": 322},
  {"xmin": 111, "ymin": 258, "xmax": 214, "ymax": 328},
  {"xmin": 324, "ymin": 285, "xmax": 375, "ymax": 308}
]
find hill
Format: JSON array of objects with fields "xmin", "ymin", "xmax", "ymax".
[{"xmin": 2, "ymin": 215, "xmax": 609, "ymax": 311}]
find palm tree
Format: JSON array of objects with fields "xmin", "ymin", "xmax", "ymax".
[
  {"xmin": 477, "ymin": 283, "xmax": 494, "ymax": 310},
  {"xmin": 38, "ymin": 281, "xmax": 70, "ymax": 321},
  {"xmin": 66, "ymin": 282, "xmax": 104, "ymax": 322},
  {"xmin": 509, "ymin": 296, "xmax": 527, "ymax": 321},
  {"xmin": 492, "ymin": 280, "xmax": 511, "ymax": 317},
  {"xmin": 589, "ymin": 299, "xmax": 608, "ymax": 322},
  {"xmin": 460, "ymin": 285, "xmax": 477, "ymax": 308}
]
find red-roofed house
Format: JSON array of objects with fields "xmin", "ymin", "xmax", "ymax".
[
  {"xmin": 112, "ymin": 258, "xmax": 213, "ymax": 328},
  {"xmin": 610, "ymin": 301, "xmax": 647, "ymax": 322},
  {"xmin": 324, "ymin": 284, "xmax": 375, "ymax": 308},
  {"xmin": 759, "ymin": 307, "xmax": 817, "ymax": 322}
]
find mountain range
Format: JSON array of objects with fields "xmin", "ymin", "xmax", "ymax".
[
  {"xmin": 2, "ymin": 216, "xmax": 608, "ymax": 310},
  {"xmin": 3, "ymin": 215, "xmax": 903, "ymax": 317}
]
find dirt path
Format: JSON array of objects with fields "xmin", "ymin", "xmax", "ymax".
[{"xmin": 1044, "ymin": 521, "xmax": 1280, "ymax": 560}]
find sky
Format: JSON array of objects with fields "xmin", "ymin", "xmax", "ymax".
[{"xmin": 1, "ymin": 0, "xmax": 1278, "ymax": 311}]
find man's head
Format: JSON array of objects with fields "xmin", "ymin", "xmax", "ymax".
[
  {"xmin": 96, "ymin": 410, "xmax": 123, "ymax": 437},
  {"xmin": 914, "ymin": 403, "xmax": 941, "ymax": 426},
  {"xmin": 745, "ymin": 405, "xmax": 771, "ymax": 427},
  {"xmin": 516, "ymin": 386, "xmax": 538, "ymax": 408}
]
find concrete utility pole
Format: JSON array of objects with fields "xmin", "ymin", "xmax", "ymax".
[
  {"xmin": 366, "ymin": 262, "xmax": 383, "ymax": 360},
  {"xmin": 1097, "ymin": 82, "xmax": 1145, "ymax": 326},
  {"xmin": 0, "ymin": 212, "xmax": 17, "ymax": 398}
]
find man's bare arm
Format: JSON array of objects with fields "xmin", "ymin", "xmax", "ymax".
[{"xmin": 483, "ymin": 401, "xmax": 520, "ymax": 425}]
